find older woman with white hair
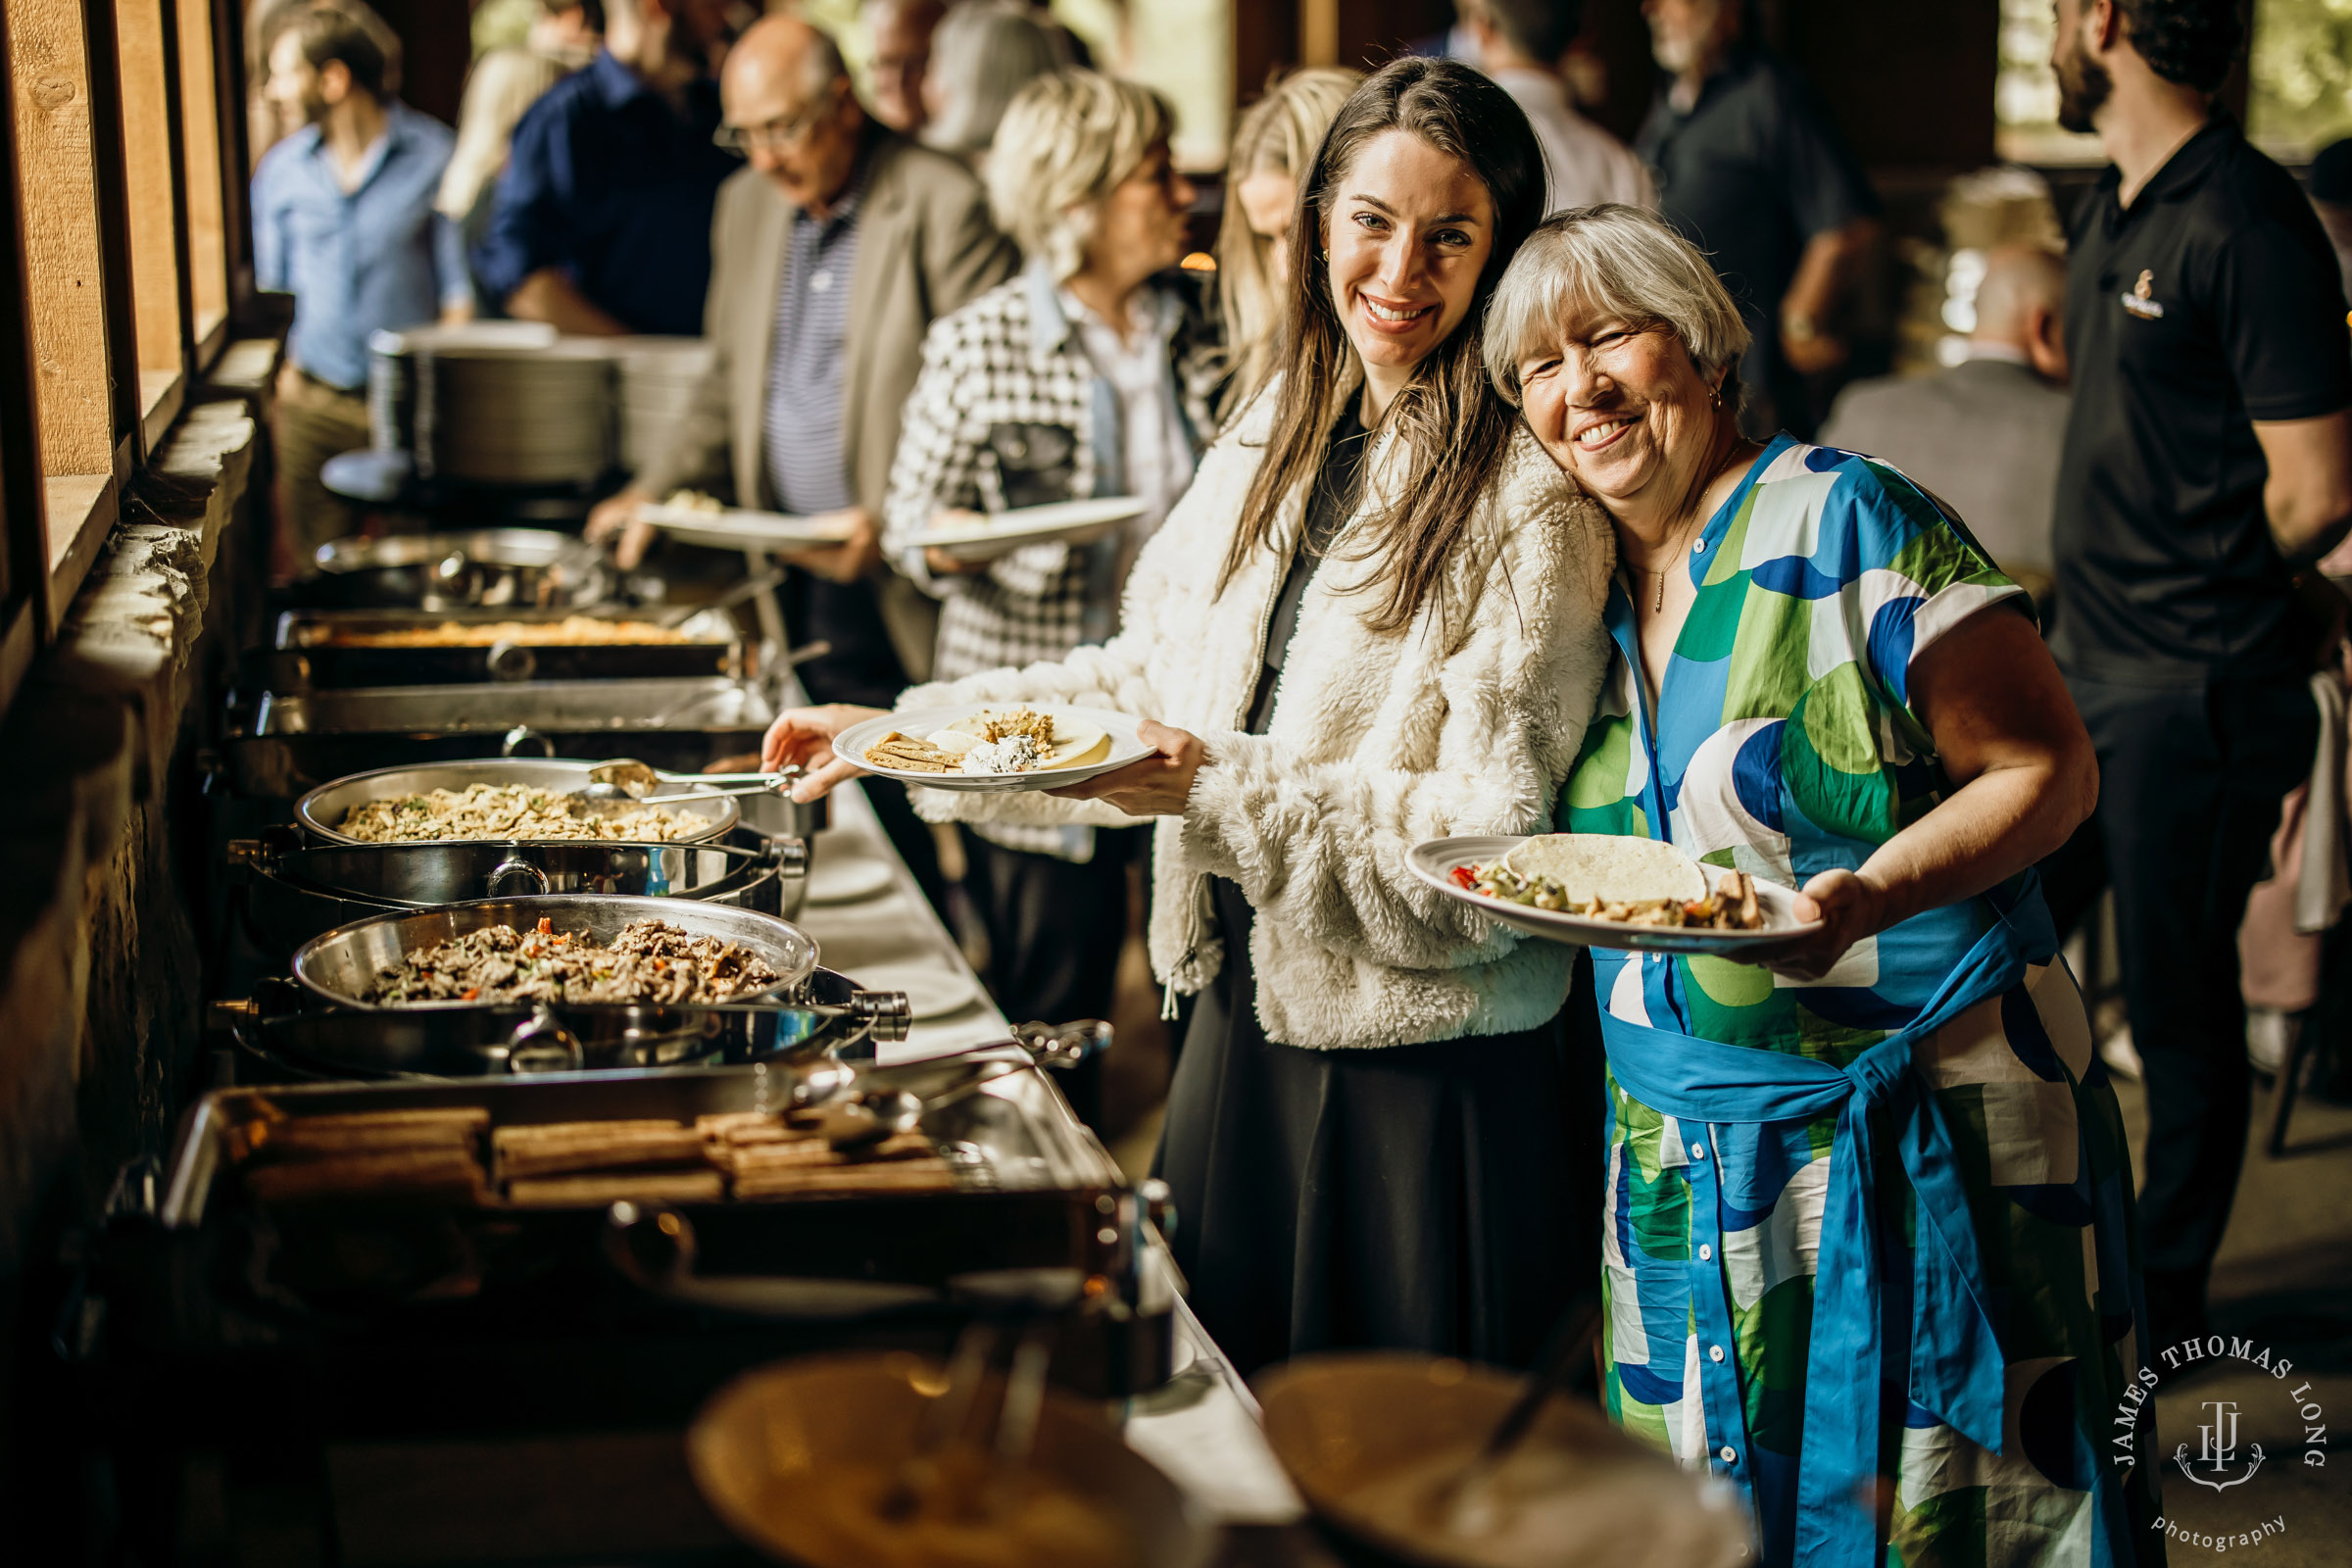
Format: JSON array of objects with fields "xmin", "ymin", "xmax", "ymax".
[
  {"xmin": 916, "ymin": 0, "xmax": 1067, "ymax": 170},
  {"xmin": 1485, "ymin": 203, "xmax": 2151, "ymax": 1567},
  {"xmin": 868, "ymin": 69, "xmax": 1219, "ymax": 1076}
]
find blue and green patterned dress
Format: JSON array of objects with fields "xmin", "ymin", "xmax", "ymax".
[{"xmin": 1558, "ymin": 436, "xmax": 2156, "ymax": 1567}]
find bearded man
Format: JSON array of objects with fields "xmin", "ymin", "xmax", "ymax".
[{"xmin": 2037, "ymin": 0, "xmax": 2352, "ymax": 1354}]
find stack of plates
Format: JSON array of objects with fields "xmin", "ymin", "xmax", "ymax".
[
  {"xmin": 368, "ymin": 322, "xmax": 559, "ymax": 457},
  {"xmin": 368, "ymin": 324, "xmax": 619, "ymax": 487},
  {"xmin": 613, "ymin": 336, "xmax": 717, "ymax": 477}
]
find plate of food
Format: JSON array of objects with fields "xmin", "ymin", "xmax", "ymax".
[
  {"xmin": 640, "ymin": 489, "xmax": 863, "ymax": 552},
  {"xmin": 1408, "ymin": 833, "xmax": 1819, "ymax": 955},
  {"xmin": 919, "ymin": 497, "xmax": 1146, "ymax": 563},
  {"xmin": 835, "ymin": 704, "xmax": 1151, "ymax": 793}
]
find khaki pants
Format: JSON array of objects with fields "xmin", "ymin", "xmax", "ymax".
[{"xmin": 273, "ymin": 362, "xmax": 371, "ymax": 570}]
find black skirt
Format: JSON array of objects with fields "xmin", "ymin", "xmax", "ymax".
[{"xmin": 1152, "ymin": 875, "xmax": 1601, "ymax": 1377}]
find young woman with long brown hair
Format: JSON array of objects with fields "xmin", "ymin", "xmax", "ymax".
[{"xmin": 762, "ymin": 58, "xmax": 1615, "ymax": 1371}]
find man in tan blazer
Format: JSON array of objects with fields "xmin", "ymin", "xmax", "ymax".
[{"xmin": 591, "ymin": 14, "xmax": 1014, "ymax": 697}]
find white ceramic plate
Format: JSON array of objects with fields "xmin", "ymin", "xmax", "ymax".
[
  {"xmin": 848, "ymin": 962, "xmax": 981, "ymax": 1021},
  {"xmin": 836, "ymin": 704, "xmax": 1153, "ymax": 795},
  {"xmin": 1407, "ymin": 835, "xmax": 1821, "ymax": 955},
  {"xmin": 919, "ymin": 497, "xmax": 1147, "ymax": 562},
  {"xmin": 805, "ymin": 855, "xmax": 895, "ymax": 906},
  {"xmin": 641, "ymin": 504, "xmax": 861, "ymax": 552}
]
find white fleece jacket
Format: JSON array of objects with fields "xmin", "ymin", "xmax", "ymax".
[{"xmin": 898, "ymin": 389, "xmax": 1616, "ymax": 1049}]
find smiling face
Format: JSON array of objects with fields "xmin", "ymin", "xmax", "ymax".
[
  {"xmin": 1322, "ymin": 129, "xmax": 1495, "ymax": 400},
  {"xmin": 1516, "ymin": 300, "xmax": 1727, "ymax": 516}
]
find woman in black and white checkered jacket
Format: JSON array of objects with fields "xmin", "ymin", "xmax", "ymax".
[{"xmin": 876, "ymin": 70, "xmax": 1219, "ymax": 1062}]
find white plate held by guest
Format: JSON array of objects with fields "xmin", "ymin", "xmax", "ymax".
[
  {"xmin": 836, "ymin": 704, "xmax": 1153, "ymax": 794},
  {"xmin": 640, "ymin": 503, "xmax": 861, "ymax": 552},
  {"xmin": 919, "ymin": 497, "xmax": 1147, "ymax": 562},
  {"xmin": 1407, "ymin": 834, "xmax": 1821, "ymax": 955}
]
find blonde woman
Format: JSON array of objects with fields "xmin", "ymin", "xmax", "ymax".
[{"xmin": 1214, "ymin": 67, "xmax": 1359, "ymax": 415}]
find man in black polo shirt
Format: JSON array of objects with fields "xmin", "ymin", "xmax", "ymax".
[
  {"xmin": 2041, "ymin": 0, "xmax": 2352, "ymax": 1349},
  {"xmin": 1636, "ymin": 0, "xmax": 1880, "ymax": 439}
]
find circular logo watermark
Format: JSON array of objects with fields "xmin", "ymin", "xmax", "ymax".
[{"xmin": 2112, "ymin": 1334, "xmax": 2327, "ymax": 1552}]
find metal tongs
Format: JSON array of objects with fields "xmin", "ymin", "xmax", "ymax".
[
  {"xmin": 799, "ymin": 1019, "xmax": 1110, "ymax": 1152},
  {"xmin": 573, "ymin": 757, "xmax": 806, "ymax": 807}
]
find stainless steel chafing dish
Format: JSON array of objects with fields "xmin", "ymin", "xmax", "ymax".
[
  {"xmin": 213, "ymin": 966, "xmax": 906, "ymax": 1079},
  {"xmin": 293, "ymin": 759, "xmax": 743, "ymax": 847},
  {"xmin": 92, "ymin": 1050, "xmax": 1173, "ymax": 1416},
  {"xmin": 290, "ymin": 895, "xmax": 818, "ymax": 1011},
  {"xmin": 311, "ymin": 528, "xmax": 613, "ymax": 609},
  {"xmin": 229, "ymin": 827, "xmax": 808, "ymax": 968},
  {"xmin": 220, "ymin": 678, "xmax": 777, "ymax": 800},
  {"xmin": 264, "ymin": 606, "xmax": 749, "ymax": 689}
]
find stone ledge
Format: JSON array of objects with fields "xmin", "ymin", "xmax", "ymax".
[{"xmin": 52, "ymin": 350, "xmax": 266, "ymax": 781}]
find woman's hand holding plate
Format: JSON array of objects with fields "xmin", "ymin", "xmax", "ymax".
[
  {"xmin": 761, "ymin": 704, "xmax": 886, "ymax": 801},
  {"xmin": 1735, "ymin": 866, "xmax": 1885, "ymax": 981},
  {"xmin": 1047, "ymin": 718, "xmax": 1203, "ymax": 815}
]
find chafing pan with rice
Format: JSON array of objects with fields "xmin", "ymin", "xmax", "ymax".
[{"xmin": 295, "ymin": 760, "xmax": 741, "ymax": 846}]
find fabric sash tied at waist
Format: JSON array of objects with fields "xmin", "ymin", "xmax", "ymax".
[{"xmin": 1597, "ymin": 909, "xmax": 2052, "ymax": 1568}]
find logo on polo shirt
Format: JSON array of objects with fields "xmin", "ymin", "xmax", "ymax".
[{"xmin": 2122, "ymin": 269, "xmax": 2166, "ymax": 319}]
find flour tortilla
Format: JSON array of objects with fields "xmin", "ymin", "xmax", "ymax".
[
  {"xmin": 1500, "ymin": 834, "xmax": 1710, "ymax": 905},
  {"xmin": 932, "ymin": 708, "xmax": 1111, "ymax": 771}
]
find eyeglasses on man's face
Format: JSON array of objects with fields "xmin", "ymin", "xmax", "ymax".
[{"xmin": 714, "ymin": 85, "xmax": 842, "ymax": 156}]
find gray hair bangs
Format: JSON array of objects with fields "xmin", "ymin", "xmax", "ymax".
[
  {"xmin": 1482, "ymin": 204, "xmax": 1750, "ymax": 405},
  {"xmin": 986, "ymin": 70, "xmax": 1173, "ymax": 281}
]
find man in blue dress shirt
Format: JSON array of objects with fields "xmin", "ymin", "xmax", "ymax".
[
  {"xmin": 252, "ymin": 2, "xmax": 472, "ymax": 569},
  {"xmin": 471, "ymin": 0, "xmax": 737, "ymax": 334}
]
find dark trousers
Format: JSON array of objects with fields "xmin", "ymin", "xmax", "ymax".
[
  {"xmin": 960, "ymin": 826, "xmax": 1141, "ymax": 1127},
  {"xmin": 791, "ymin": 595, "xmax": 949, "ymax": 918},
  {"xmin": 2038, "ymin": 671, "xmax": 2316, "ymax": 1315}
]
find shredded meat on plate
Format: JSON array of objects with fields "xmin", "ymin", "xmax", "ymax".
[
  {"xmin": 336, "ymin": 783, "xmax": 704, "ymax": 844},
  {"xmin": 361, "ymin": 917, "xmax": 785, "ymax": 1005}
]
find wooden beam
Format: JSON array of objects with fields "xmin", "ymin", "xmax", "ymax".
[
  {"xmin": 0, "ymin": 0, "xmax": 53, "ymax": 642},
  {"xmin": 174, "ymin": 0, "xmax": 226, "ymax": 339},
  {"xmin": 116, "ymin": 0, "xmax": 185, "ymax": 388},
  {"xmin": 1300, "ymin": 0, "xmax": 1337, "ymax": 67},
  {"xmin": 5, "ymin": 0, "xmax": 116, "ymax": 479},
  {"xmin": 211, "ymin": 0, "xmax": 253, "ymax": 314}
]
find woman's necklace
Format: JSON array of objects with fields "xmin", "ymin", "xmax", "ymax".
[
  {"xmin": 1633, "ymin": 511, "xmax": 1705, "ymax": 612},
  {"xmin": 1630, "ymin": 437, "xmax": 1762, "ymax": 612}
]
